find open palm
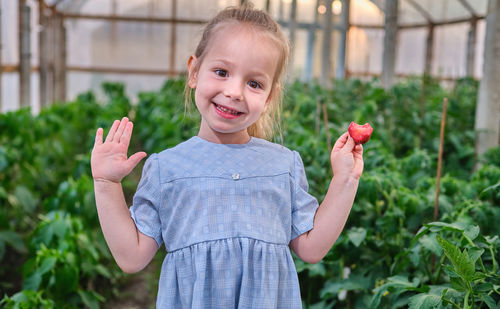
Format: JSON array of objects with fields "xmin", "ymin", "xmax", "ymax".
[{"xmin": 91, "ymin": 117, "xmax": 147, "ymax": 183}]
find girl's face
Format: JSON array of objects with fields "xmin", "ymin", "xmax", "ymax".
[{"xmin": 188, "ymin": 24, "xmax": 280, "ymax": 144}]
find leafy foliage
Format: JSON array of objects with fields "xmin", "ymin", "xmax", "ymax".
[{"xmin": 1, "ymin": 76, "xmax": 499, "ymax": 308}]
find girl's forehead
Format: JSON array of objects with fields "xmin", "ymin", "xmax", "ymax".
[{"xmin": 208, "ymin": 22, "xmax": 277, "ymax": 51}]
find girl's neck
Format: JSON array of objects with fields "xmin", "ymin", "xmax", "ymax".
[{"xmin": 197, "ymin": 128, "xmax": 251, "ymax": 145}]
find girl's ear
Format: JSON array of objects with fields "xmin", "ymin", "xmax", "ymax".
[{"xmin": 187, "ymin": 55, "xmax": 198, "ymax": 88}]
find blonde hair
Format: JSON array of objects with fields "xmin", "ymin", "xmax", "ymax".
[{"xmin": 184, "ymin": 5, "xmax": 290, "ymax": 140}]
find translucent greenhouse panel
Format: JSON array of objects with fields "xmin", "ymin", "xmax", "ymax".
[
  {"xmin": 347, "ymin": 27, "xmax": 384, "ymax": 76},
  {"xmin": 174, "ymin": 24, "xmax": 205, "ymax": 72},
  {"xmin": 416, "ymin": 0, "xmax": 470, "ymax": 22},
  {"xmin": 1, "ymin": 73, "xmax": 39, "ymax": 114},
  {"xmin": 66, "ymin": 20, "xmax": 172, "ymax": 70},
  {"xmin": 350, "ymin": 0, "xmax": 383, "ymax": 26},
  {"xmin": 293, "ymin": 0, "xmax": 318, "ymax": 23},
  {"xmin": 432, "ymin": 23, "xmax": 469, "ymax": 78},
  {"xmin": 470, "ymin": 0, "xmax": 490, "ymax": 16},
  {"xmin": 177, "ymin": 0, "xmax": 228, "ymax": 19},
  {"xmin": 290, "ymin": 29, "xmax": 309, "ymax": 77},
  {"xmin": 1, "ymin": 0, "xmax": 40, "ymax": 65},
  {"xmin": 2, "ymin": 0, "xmax": 19, "ymax": 64},
  {"xmin": 395, "ymin": 28, "xmax": 426, "ymax": 76},
  {"xmin": 398, "ymin": 0, "xmax": 428, "ymax": 25}
]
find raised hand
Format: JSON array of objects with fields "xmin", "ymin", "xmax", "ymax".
[
  {"xmin": 91, "ymin": 117, "xmax": 147, "ymax": 183},
  {"xmin": 330, "ymin": 132, "xmax": 364, "ymax": 180}
]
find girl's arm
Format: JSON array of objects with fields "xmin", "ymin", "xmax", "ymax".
[
  {"xmin": 290, "ymin": 132, "xmax": 363, "ymax": 264},
  {"xmin": 91, "ymin": 117, "xmax": 158, "ymax": 273}
]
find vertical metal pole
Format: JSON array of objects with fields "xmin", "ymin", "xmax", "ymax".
[
  {"xmin": 19, "ymin": 0, "xmax": 31, "ymax": 108},
  {"xmin": 60, "ymin": 17, "xmax": 66, "ymax": 101},
  {"xmin": 53, "ymin": 13, "xmax": 65, "ymax": 102},
  {"xmin": 424, "ymin": 23, "xmax": 434, "ymax": 75},
  {"xmin": 279, "ymin": 0, "xmax": 283, "ymax": 21},
  {"xmin": 265, "ymin": 0, "xmax": 270, "ymax": 12},
  {"xmin": 466, "ymin": 17, "xmax": 477, "ymax": 77},
  {"xmin": 382, "ymin": 0, "xmax": 398, "ymax": 89},
  {"xmin": 47, "ymin": 8, "xmax": 54, "ymax": 105},
  {"xmin": 475, "ymin": 0, "xmax": 500, "ymax": 159},
  {"xmin": 169, "ymin": 0, "xmax": 177, "ymax": 76},
  {"xmin": 335, "ymin": 0, "xmax": 350, "ymax": 80},
  {"xmin": 0, "ymin": 0, "xmax": 3, "ymax": 111},
  {"xmin": 320, "ymin": 0, "xmax": 333, "ymax": 87},
  {"xmin": 39, "ymin": 1, "xmax": 48, "ymax": 107},
  {"xmin": 289, "ymin": 0, "xmax": 297, "ymax": 74}
]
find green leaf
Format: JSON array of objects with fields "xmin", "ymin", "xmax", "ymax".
[
  {"xmin": 54, "ymin": 264, "xmax": 79, "ymax": 296},
  {"xmin": 419, "ymin": 234, "xmax": 442, "ymax": 255},
  {"xmin": 320, "ymin": 274, "xmax": 371, "ymax": 297},
  {"xmin": 468, "ymin": 248, "xmax": 484, "ymax": 264},
  {"xmin": 436, "ymin": 236, "xmax": 475, "ymax": 282},
  {"xmin": 13, "ymin": 185, "xmax": 38, "ymax": 213},
  {"xmin": 464, "ymin": 225, "xmax": 480, "ymax": 241},
  {"xmin": 370, "ymin": 276, "xmax": 422, "ymax": 309},
  {"xmin": 347, "ymin": 227, "xmax": 367, "ymax": 247},
  {"xmin": 23, "ymin": 271, "xmax": 42, "ymax": 291},
  {"xmin": 38, "ymin": 256, "xmax": 57, "ymax": 275},
  {"xmin": 480, "ymin": 294, "xmax": 499, "ymax": 309},
  {"xmin": 77, "ymin": 290, "xmax": 104, "ymax": 309},
  {"xmin": 408, "ymin": 293, "xmax": 441, "ymax": 309},
  {"xmin": 0, "ymin": 230, "xmax": 27, "ymax": 253}
]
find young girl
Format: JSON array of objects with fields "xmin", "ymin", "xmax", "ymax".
[{"xmin": 91, "ymin": 5, "xmax": 363, "ymax": 308}]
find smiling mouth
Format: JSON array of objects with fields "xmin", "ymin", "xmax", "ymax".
[{"xmin": 213, "ymin": 103, "xmax": 243, "ymax": 116}]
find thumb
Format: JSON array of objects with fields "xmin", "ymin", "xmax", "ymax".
[
  {"xmin": 126, "ymin": 152, "xmax": 147, "ymax": 172},
  {"xmin": 342, "ymin": 134, "xmax": 357, "ymax": 152}
]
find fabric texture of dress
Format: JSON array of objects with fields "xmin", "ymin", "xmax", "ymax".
[{"xmin": 129, "ymin": 136, "xmax": 319, "ymax": 308}]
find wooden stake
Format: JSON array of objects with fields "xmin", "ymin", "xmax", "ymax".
[
  {"xmin": 315, "ymin": 98, "xmax": 321, "ymax": 136},
  {"xmin": 322, "ymin": 103, "xmax": 331, "ymax": 151},
  {"xmin": 433, "ymin": 97, "xmax": 448, "ymax": 221}
]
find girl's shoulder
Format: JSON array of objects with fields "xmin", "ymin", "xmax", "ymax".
[{"xmin": 151, "ymin": 136, "xmax": 302, "ymax": 182}]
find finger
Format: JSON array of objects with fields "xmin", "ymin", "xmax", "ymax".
[
  {"xmin": 113, "ymin": 117, "xmax": 129, "ymax": 142},
  {"xmin": 120, "ymin": 121, "xmax": 134, "ymax": 148},
  {"xmin": 126, "ymin": 152, "xmax": 147, "ymax": 172},
  {"xmin": 94, "ymin": 128, "xmax": 103, "ymax": 147},
  {"xmin": 353, "ymin": 143, "xmax": 364, "ymax": 159},
  {"xmin": 341, "ymin": 134, "xmax": 357, "ymax": 153},
  {"xmin": 332, "ymin": 132, "xmax": 349, "ymax": 152},
  {"xmin": 105, "ymin": 120, "xmax": 120, "ymax": 142}
]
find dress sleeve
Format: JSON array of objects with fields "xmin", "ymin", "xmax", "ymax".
[
  {"xmin": 290, "ymin": 151, "xmax": 319, "ymax": 240},
  {"xmin": 129, "ymin": 153, "xmax": 163, "ymax": 247}
]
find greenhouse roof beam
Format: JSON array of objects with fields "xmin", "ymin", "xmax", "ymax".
[
  {"xmin": 456, "ymin": 0, "xmax": 478, "ymax": 17},
  {"xmin": 63, "ymin": 13, "xmax": 207, "ymax": 25},
  {"xmin": 404, "ymin": 0, "xmax": 434, "ymax": 23}
]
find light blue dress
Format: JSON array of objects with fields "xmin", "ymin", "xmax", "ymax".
[{"xmin": 129, "ymin": 136, "xmax": 319, "ymax": 308}]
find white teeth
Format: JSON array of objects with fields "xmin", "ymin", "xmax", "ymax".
[{"xmin": 215, "ymin": 104, "xmax": 240, "ymax": 115}]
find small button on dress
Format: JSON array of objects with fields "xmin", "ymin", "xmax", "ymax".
[{"xmin": 129, "ymin": 136, "xmax": 319, "ymax": 308}]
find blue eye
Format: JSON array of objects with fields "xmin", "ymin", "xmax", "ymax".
[
  {"xmin": 248, "ymin": 81, "xmax": 261, "ymax": 89},
  {"xmin": 215, "ymin": 69, "xmax": 227, "ymax": 77}
]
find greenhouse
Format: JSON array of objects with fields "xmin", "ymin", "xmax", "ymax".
[{"xmin": 1, "ymin": 0, "xmax": 499, "ymax": 308}]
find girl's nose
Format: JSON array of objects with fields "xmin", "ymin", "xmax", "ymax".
[{"xmin": 223, "ymin": 80, "xmax": 243, "ymax": 101}]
